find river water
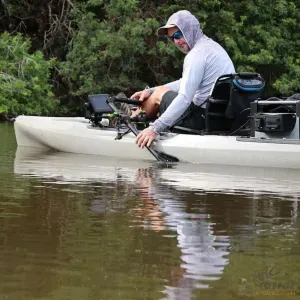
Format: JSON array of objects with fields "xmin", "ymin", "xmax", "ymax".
[{"xmin": 0, "ymin": 123, "xmax": 300, "ymax": 299}]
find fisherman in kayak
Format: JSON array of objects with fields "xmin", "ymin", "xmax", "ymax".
[{"xmin": 132, "ymin": 10, "xmax": 235, "ymax": 148}]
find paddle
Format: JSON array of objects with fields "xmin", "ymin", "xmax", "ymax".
[{"xmin": 107, "ymin": 97, "xmax": 179, "ymax": 163}]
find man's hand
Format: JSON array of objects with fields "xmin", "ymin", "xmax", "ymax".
[
  {"xmin": 131, "ymin": 90, "xmax": 151, "ymax": 102},
  {"xmin": 136, "ymin": 127, "xmax": 158, "ymax": 148}
]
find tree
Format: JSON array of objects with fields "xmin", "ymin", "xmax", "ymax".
[{"xmin": 1, "ymin": 0, "xmax": 299, "ymax": 116}]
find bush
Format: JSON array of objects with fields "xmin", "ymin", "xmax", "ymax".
[{"xmin": 0, "ymin": 32, "xmax": 59, "ymax": 117}]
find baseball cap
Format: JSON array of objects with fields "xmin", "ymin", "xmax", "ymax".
[{"xmin": 156, "ymin": 22, "xmax": 176, "ymax": 37}]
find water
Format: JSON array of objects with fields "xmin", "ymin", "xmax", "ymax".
[{"xmin": 0, "ymin": 123, "xmax": 300, "ymax": 299}]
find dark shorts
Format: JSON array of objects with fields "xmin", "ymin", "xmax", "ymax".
[{"xmin": 159, "ymin": 91, "xmax": 205, "ymax": 131}]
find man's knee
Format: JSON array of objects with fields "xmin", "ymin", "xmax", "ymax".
[{"xmin": 150, "ymin": 86, "xmax": 171, "ymax": 105}]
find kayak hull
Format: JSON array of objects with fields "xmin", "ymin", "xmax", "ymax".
[{"xmin": 14, "ymin": 116, "xmax": 300, "ymax": 168}]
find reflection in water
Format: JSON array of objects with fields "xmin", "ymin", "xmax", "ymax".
[
  {"xmin": 3, "ymin": 145, "xmax": 300, "ymax": 299},
  {"xmin": 133, "ymin": 168, "xmax": 230, "ymax": 298},
  {"xmin": 14, "ymin": 146, "xmax": 300, "ymax": 196},
  {"xmin": 15, "ymin": 147, "xmax": 231, "ymax": 297}
]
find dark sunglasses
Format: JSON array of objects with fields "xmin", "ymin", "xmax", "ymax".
[{"xmin": 168, "ymin": 30, "xmax": 183, "ymax": 42}]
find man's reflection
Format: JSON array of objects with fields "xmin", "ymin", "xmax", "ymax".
[{"xmin": 133, "ymin": 167, "xmax": 230, "ymax": 299}]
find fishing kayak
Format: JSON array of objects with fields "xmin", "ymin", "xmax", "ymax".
[
  {"xmin": 14, "ymin": 115, "xmax": 300, "ymax": 168},
  {"xmin": 14, "ymin": 72, "xmax": 300, "ymax": 168}
]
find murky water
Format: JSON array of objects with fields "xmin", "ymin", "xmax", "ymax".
[{"xmin": 1, "ymin": 123, "xmax": 300, "ymax": 299}]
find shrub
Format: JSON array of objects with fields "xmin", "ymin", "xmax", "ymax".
[{"xmin": 0, "ymin": 32, "xmax": 59, "ymax": 117}]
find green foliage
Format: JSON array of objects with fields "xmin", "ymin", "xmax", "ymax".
[
  {"xmin": 0, "ymin": 32, "xmax": 59, "ymax": 116},
  {"xmin": 1, "ymin": 0, "xmax": 299, "ymax": 115},
  {"xmin": 60, "ymin": 5, "xmax": 165, "ymax": 97},
  {"xmin": 60, "ymin": 0, "xmax": 185, "ymax": 98},
  {"xmin": 201, "ymin": 0, "xmax": 300, "ymax": 95}
]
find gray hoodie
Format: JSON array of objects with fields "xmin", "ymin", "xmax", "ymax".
[{"xmin": 151, "ymin": 10, "xmax": 235, "ymax": 133}]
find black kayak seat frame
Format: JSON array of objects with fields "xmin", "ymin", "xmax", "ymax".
[{"xmin": 204, "ymin": 72, "xmax": 265, "ymax": 135}]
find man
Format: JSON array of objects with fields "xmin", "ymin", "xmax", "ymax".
[{"xmin": 132, "ymin": 10, "xmax": 235, "ymax": 149}]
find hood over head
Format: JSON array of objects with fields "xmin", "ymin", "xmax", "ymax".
[{"xmin": 156, "ymin": 10, "xmax": 203, "ymax": 51}]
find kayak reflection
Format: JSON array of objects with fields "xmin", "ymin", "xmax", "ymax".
[{"xmin": 14, "ymin": 146, "xmax": 300, "ymax": 197}]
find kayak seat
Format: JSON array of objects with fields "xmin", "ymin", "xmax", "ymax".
[
  {"xmin": 205, "ymin": 73, "xmax": 265, "ymax": 135},
  {"xmin": 205, "ymin": 75, "xmax": 233, "ymax": 134}
]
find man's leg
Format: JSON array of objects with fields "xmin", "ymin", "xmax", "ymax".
[
  {"xmin": 132, "ymin": 86, "xmax": 171, "ymax": 118},
  {"xmin": 159, "ymin": 92, "xmax": 206, "ymax": 131}
]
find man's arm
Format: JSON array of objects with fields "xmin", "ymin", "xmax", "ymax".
[
  {"xmin": 163, "ymin": 79, "xmax": 181, "ymax": 92},
  {"xmin": 145, "ymin": 79, "xmax": 181, "ymax": 95},
  {"xmin": 151, "ymin": 54, "xmax": 205, "ymax": 133}
]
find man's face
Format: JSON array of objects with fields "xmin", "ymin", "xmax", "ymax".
[{"xmin": 167, "ymin": 27, "xmax": 190, "ymax": 53}]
